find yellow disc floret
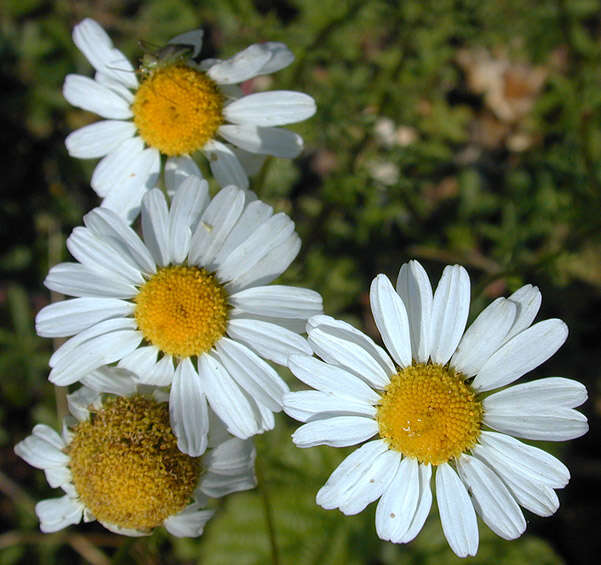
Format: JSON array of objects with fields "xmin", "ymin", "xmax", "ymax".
[
  {"xmin": 132, "ymin": 64, "xmax": 224, "ymax": 156},
  {"xmin": 134, "ymin": 266, "xmax": 229, "ymax": 358},
  {"xmin": 68, "ymin": 395, "xmax": 201, "ymax": 531},
  {"xmin": 377, "ymin": 363, "xmax": 482, "ymax": 465}
]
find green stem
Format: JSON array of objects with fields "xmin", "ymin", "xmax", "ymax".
[{"xmin": 256, "ymin": 456, "xmax": 280, "ymax": 565}]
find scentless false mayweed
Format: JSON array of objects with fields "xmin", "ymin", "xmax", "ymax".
[
  {"xmin": 63, "ymin": 18, "xmax": 316, "ymax": 222},
  {"xmin": 35, "ymin": 177, "xmax": 323, "ymax": 456},
  {"xmin": 284, "ymin": 260, "xmax": 588, "ymax": 558},
  {"xmin": 15, "ymin": 367, "xmax": 256, "ymax": 536}
]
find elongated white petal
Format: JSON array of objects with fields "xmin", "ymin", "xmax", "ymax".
[
  {"xmin": 143, "ymin": 355, "xmax": 176, "ymax": 386},
  {"xmin": 45, "ymin": 263, "xmax": 137, "ymax": 298},
  {"xmin": 63, "ymin": 74, "xmax": 132, "ymax": 119},
  {"xmin": 67, "ymin": 386, "xmax": 101, "ymax": 422},
  {"xmin": 170, "ymin": 358, "xmax": 209, "ymax": 456},
  {"xmin": 91, "ymin": 137, "xmax": 145, "ymax": 197},
  {"xmin": 36, "ymin": 496, "xmax": 84, "ymax": 533},
  {"xmin": 168, "ymin": 29, "xmax": 203, "ymax": 57},
  {"xmin": 396, "ymin": 260, "xmax": 433, "ymax": 362},
  {"xmin": 203, "ymin": 140, "xmax": 249, "ymax": 189},
  {"xmin": 230, "ymin": 285, "xmax": 322, "ymax": 320},
  {"xmin": 376, "ymin": 456, "xmax": 420, "ymax": 542},
  {"xmin": 116, "ymin": 346, "xmax": 158, "ymax": 382},
  {"xmin": 15, "ymin": 431, "xmax": 69, "ymax": 469},
  {"xmin": 456, "ymin": 454, "xmax": 526, "ymax": 540},
  {"xmin": 451, "ymin": 298, "xmax": 517, "ymax": 376},
  {"xmin": 44, "ymin": 466, "xmax": 73, "ymax": 489},
  {"xmin": 430, "ymin": 265, "xmax": 470, "ymax": 365},
  {"xmin": 288, "ymin": 354, "xmax": 381, "ymax": 405},
  {"xmin": 483, "ymin": 407, "xmax": 588, "ymax": 441},
  {"xmin": 436, "ymin": 463, "xmax": 478, "ymax": 558},
  {"xmin": 65, "ymin": 120, "xmax": 136, "ymax": 158},
  {"xmin": 208, "ymin": 44, "xmax": 272, "ymax": 84},
  {"xmin": 200, "ymin": 471, "xmax": 256, "ymax": 498},
  {"xmin": 36, "ymin": 298, "xmax": 134, "ymax": 337},
  {"xmin": 255, "ymin": 42, "xmax": 294, "ymax": 74},
  {"xmin": 141, "ymin": 189, "xmax": 170, "ymax": 267},
  {"xmin": 225, "ymin": 91, "xmax": 316, "ymax": 126},
  {"xmin": 164, "ymin": 155, "xmax": 204, "ymax": 196},
  {"xmin": 316, "ymin": 440, "xmax": 389, "ymax": 508},
  {"xmin": 164, "ymin": 506, "xmax": 214, "ymax": 537},
  {"xmin": 292, "ymin": 415, "xmax": 378, "ymax": 448},
  {"xmin": 219, "ymin": 124, "xmax": 303, "ymax": 157},
  {"xmin": 284, "ymin": 390, "xmax": 376, "ymax": 422},
  {"xmin": 94, "ymin": 71, "xmax": 134, "ymax": 102},
  {"xmin": 504, "ymin": 284, "xmax": 542, "ymax": 342},
  {"xmin": 478, "ymin": 431, "xmax": 569, "ymax": 488},
  {"xmin": 188, "ymin": 185, "xmax": 246, "ymax": 267},
  {"xmin": 203, "ymin": 437, "xmax": 256, "ymax": 477},
  {"xmin": 472, "ymin": 319, "xmax": 569, "ymax": 391},
  {"xmin": 370, "ymin": 274, "xmax": 412, "ymax": 368},
  {"xmin": 214, "ymin": 337, "xmax": 288, "ymax": 412},
  {"xmin": 399, "ymin": 463, "xmax": 433, "ymax": 543},
  {"xmin": 80, "ymin": 365, "xmax": 138, "ymax": 396},
  {"xmin": 72, "ymin": 18, "xmax": 137, "ymax": 88},
  {"xmin": 199, "ymin": 354, "xmax": 261, "ymax": 439}
]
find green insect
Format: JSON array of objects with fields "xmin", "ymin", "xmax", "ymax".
[{"xmin": 138, "ymin": 41, "xmax": 195, "ymax": 78}]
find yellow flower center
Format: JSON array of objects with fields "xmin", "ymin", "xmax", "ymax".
[
  {"xmin": 377, "ymin": 363, "xmax": 482, "ymax": 465},
  {"xmin": 134, "ymin": 266, "xmax": 229, "ymax": 358},
  {"xmin": 67, "ymin": 395, "xmax": 201, "ymax": 531},
  {"xmin": 132, "ymin": 64, "xmax": 224, "ymax": 156}
]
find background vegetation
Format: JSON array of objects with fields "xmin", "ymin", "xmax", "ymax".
[{"xmin": 1, "ymin": 0, "xmax": 601, "ymax": 563}]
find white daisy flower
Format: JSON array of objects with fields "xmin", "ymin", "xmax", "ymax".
[
  {"xmin": 36, "ymin": 178, "xmax": 322, "ymax": 455},
  {"xmin": 14, "ymin": 367, "xmax": 256, "ymax": 537},
  {"xmin": 283, "ymin": 260, "xmax": 588, "ymax": 558},
  {"xmin": 64, "ymin": 18, "xmax": 316, "ymax": 222}
]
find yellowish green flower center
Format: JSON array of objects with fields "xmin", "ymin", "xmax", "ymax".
[
  {"xmin": 67, "ymin": 395, "xmax": 201, "ymax": 531},
  {"xmin": 134, "ymin": 265, "xmax": 229, "ymax": 358},
  {"xmin": 132, "ymin": 64, "xmax": 224, "ymax": 156},
  {"xmin": 377, "ymin": 363, "xmax": 482, "ymax": 465}
]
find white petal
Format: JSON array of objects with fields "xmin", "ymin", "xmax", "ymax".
[
  {"xmin": 44, "ymin": 466, "xmax": 73, "ymax": 489},
  {"xmin": 376, "ymin": 457, "xmax": 420, "ymax": 542},
  {"xmin": 216, "ymin": 212, "xmax": 295, "ymax": 282},
  {"xmin": 35, "ymin": 298, "xmax": 134, "ymax": 337},
  {"xmin": 83, "ymin": 206, "xmax": 156, "ymax": 274},
  {"xmin": 483, "ymin": 407, "xmax": 588, "ymax": 441},
  {"xmin": 255, "ymin": 42, "xmax": 294, "ymax": 74},
  {"xmin": 436, "ymin": 463, "xmax": 478, "ymax": 558},
  {"xmin": 100, "ymin": 148, "xmax": 161, "ymax": 224},
  {"xmin": 36, "ymin": 496, "xmax": 84, "ymax": 533},
  {"xmin": 141, "ymin": 189, "xmax": 170, "ymax": 267},
  {"xmin": 484, "ymin": 377, "xmax": 588, "ymax": 411},
  {"xmin": 80, "ymin": 365, "xmax": 139, "ymax": 396},
  {"xmin": 291, "ymin": 415, "xmax": 378, "ymax": 448},
  {"xmin": 504, "ymin": 284, "xmax": 542, "ymax": 342},
  {"xmin": 200, "ymin": 471, "xmax": 256, "ymax": 498},
  {"xmin": 307, "ymin": 315, "xmax": 394, "ymax": 389},
  {"xmin": 472, "ymin": 319, "xmax": 569, "ymax": 391},
  {"xmin": 478, "ymin": 430, "xmax": 569, "ymax": 488},
  {"xmin": 14, "ymin": 429, "xmax": 69, "ymax": 469},
  {"xmin": 168, "ymin": 177, "xmax": 210, "ymax": 264},
  {"xmin": 90, "ymin": 137, "xmax": 145, "ymax": 197},
  {"xmin": 66, "ymin": 226, "xmax": 144, "ymax": 284},
  {"xmin": 231, "ymin": 146, "xmax": 267, "ymax": 176},
  {"xmin": 32, "ymin": 424, "xmax": 66, "ymax": 450},
  {"xmin": 338, "ymin": 450, "xmax": 400, "ymax": 515},
  {"xmin": 65, "ymin": 120, "xmax": 136, "ymax": 158},
  {"xmin": 199, "ymin": 353, "xmax": 262, "ymax": 439},
  {"xmin": 164, "ymin": 155, "xmax": 204, "ymax": 196},
  {"xmin": 67, "ymin": 386, "xmax": 101, "ymax": 422},
  {"xmin": 99, "ymin": 521, "xmax": 148, "ymax": 537},
  {"xmin": 399, "ymin": 463, "xmax": 433, "ymax": 543},
  {"xmin": 203, "ymin": 140, "xmax": 249, "ymax": 189},
  {"xmin": 164, "ymin": 506, "xmax": 214, "ymax": 538},
  {"xmin": 63, "ymin": 74, "xmax": 132, "ymax": 119},
  {"xmin": 141, "ymin": 354, "xmax": 176, "ymax": 386},
  {"xmin": 283, "ymin": 390, "xmax": 376, "ymax": 422},
  {"xmin": 456, "ymin": 454, "xmax": 526, "ymax": 540},
  {"xmin": 219, "ymin": 124, "xmax": 303, "ymax": 158},
  {"xmin": 370, "ymin": 274, "xmax": 412, "ymax": 368},
  {"xmin": 451, "ymin": 298, "xmax": 517, "ymax": 377},
  {"xmin": 287, "ymin": 354, "xmax": 380, "ymax": 404},
  {"xmin": 396, "ymin": 260, "xmax": 433, "ymax": 362},
  {"xmin": 188, "ymin": 185, "xmax": 246, "ymax": 267},
  {"xmin": 72, "ymin": 18, "xmax": 137, "ymax": 88},
  {"xmin": 429, "ymin": 265, "xmax": 470, "ymax": 365},
  {"xmin": 117, "ymin": 346, "xmax": 159, "ymax": 382},
  {"xmin": 168, "ymin": 29, "xmax": 203, "ymax": 57},
  {"xmin": 214, "ymin": 337, "xmax": 288, "ymax": 412},
  {"xmin": 316, "ymin": 439, "xmax": 389, "ymax": 509},
  {"xmin": 230, "ymin": 285, "xmax": 322, "ymax": 320},
  {"xmin": 224, "ymin": 91, "xmax": 316, "ymax": 126},
  {"xmin": 170, "ymin": 358, "xmax": 209, "ymax": 456},
  {"xmin": 94, "ymin": 71, "xmax": 134, "ymax": 102},
  {"xmin": 44, "ymin": 263, "xmax": 137, "ymax": 298},
  {"xmin": 203, "ymin": 436, "xmax": 255, "ymax": 476},
  {"xmin": 208, "ymin": 44, "xmax": 272, "ymax": 84},
  {"xmin": 224, "ymin": 233, "xmax": 300, "ymax": 292}
]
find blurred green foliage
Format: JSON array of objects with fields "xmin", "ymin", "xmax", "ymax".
[{"xmin": 2, "ymin": 0, "xmax": 601, "ymax": 563}]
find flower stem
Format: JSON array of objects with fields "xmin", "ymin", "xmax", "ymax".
[{"xmin": 255, "ymin": 455, "xmax": 280, "ymax": 565}]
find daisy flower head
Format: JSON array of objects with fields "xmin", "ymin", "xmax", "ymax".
[
  {"xmin": 284, "ymin": 260, "xmax": 588, "ymax": 558},
  {"xmin": 64, "ymin": 18, "xmax": 316, "ymax": 222},
  {"xmin": 36, "ymin": 178, "xmax": 323, "ymax": 455},
  {"xmin": 14, "ymin": 367, "xmax": 256, "ymax": 537}
]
